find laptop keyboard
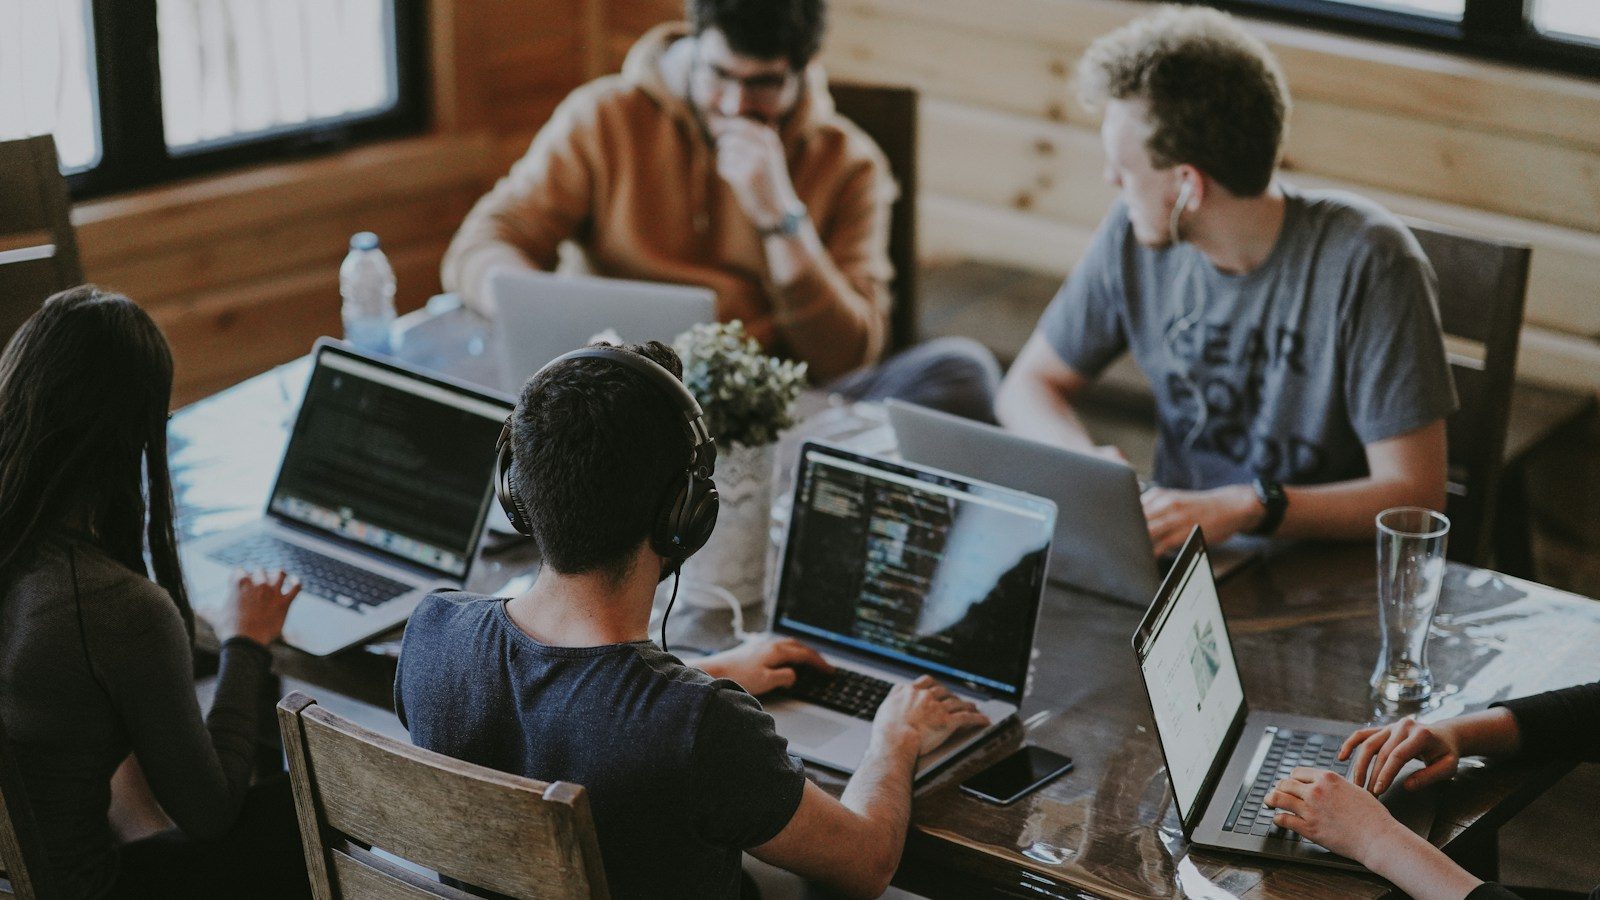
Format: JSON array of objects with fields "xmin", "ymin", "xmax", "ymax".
[
  {"xmin": 1224, "ymin": 727, "xmax": 1350, "ymax": 841},
  {"xmin": 784, "ymin": 667, "xmax": 895, "ymax": 721},
  {"xmin": 208, "ymin": 535, "xmax": 411, "ymax": 613}
]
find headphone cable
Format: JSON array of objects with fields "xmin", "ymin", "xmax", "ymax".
[{"xmin": 660, "ymin": 565, "xmax": 681, "ymax": 655}]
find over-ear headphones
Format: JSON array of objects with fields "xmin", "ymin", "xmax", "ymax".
[{"xmin": 494, "ymin": 346, "xmax": 720, "ymax": 565}]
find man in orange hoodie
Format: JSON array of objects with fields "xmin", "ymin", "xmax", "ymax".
[{"xmin": 443, "ymin": 0, "xmax": 999, "ymax": 421}]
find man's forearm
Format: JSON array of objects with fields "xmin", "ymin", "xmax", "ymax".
[
  {"xmin": 1276, "ymin": 475, "xmax": 1442, "ymax": 540},
  {"xmin": 994, "ymin": 374, "xmax": 1099, "ymax": 454},
  {"xmin": 835, "ymin": 730, "xmax": 919, "ymax": 890},
  {"xmin": 763, "ymin": 226, "xmax": 885, "ymax": 381}
]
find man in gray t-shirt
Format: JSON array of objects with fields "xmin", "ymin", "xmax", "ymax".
[{"xmin": 997, "ymin": 7, "xmax": 1456, "ymax": 556}]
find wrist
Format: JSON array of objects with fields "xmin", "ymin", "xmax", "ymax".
[
  {"xmin": 757, "ymin": 199, "xmax": 808, "ymax": 238},
  {"xmin": 1234, "ymin": 483, "xmax": 1267, "ymax": 533},
  {"xmin": 869, "ymin": 724, "xmax": 921, "ymax": 762},
  {"xmin": 1248, "ymin": 477, "xmax": 1288, "ymax": 535}
]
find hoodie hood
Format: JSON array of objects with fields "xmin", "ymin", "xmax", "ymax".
[{"xmin": 620, "ymin": 22, "xmax": 837, "ymax": 146}]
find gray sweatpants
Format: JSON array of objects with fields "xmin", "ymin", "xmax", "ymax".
[{"xmin": 826, "ymin": 336, "xmax": 1000, "ymax": 424}]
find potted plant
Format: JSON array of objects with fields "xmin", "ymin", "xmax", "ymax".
[{"xmin": 671, "ymin": 320, "xmax": 807, "ymax": 609}]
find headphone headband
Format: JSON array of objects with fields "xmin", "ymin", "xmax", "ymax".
[{"xmin": 493, "ymin": 345, "xmax": 719, "ymax": 563}]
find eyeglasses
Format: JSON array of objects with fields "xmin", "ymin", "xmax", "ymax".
[{"xmin": 696, "ymin": 61, "xmax": 796, "ymax": 101}]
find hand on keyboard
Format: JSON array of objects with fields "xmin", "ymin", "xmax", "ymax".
[
  {"xmin": 698, "ymin": 636, "xmax": 833, "ymax": 697},
  {"xmin": 1341, "ymin": 716, "xmax": 1463, "ymax": 795},
  {"xmin": 873, "ymin": 675, "xmax": 991, "ymax": 757},
  {"xmin": 1264, "ymin": 768, "xmax": 1410, "ymax": 865},
  {"xmin": 202, "ymin": 568, "xmax": 302, "ymax": 648}
]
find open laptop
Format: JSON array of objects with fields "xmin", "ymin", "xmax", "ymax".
[
  {"xmin": 888, "ymin": 399, "xmax": 1158, "ymax": 607},
  {"xmin": 762, "ymin": 442, "xmax": 1056, "ymax": 781},
  {"xmin": 182, "ymin": 339, "xmax": 512, "ymax": 656},
  {"xmin": 488, "ymin": 269, "xmax": 716, "ymax": 391},
  {"xmin": 1132, "ymin": 527, "xmax": 1436, "ymax": 869}
]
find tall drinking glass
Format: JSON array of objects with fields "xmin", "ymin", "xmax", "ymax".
[{"xmin": 1372, "ymin": 507, "xmax": 1450, "ymax": 704}]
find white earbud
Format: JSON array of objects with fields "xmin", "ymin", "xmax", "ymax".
[{"xmin": 1168, "ymin": 178, "xmax": 1194, "ymax": 246}]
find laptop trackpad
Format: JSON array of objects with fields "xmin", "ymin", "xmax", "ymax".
[{"xmin": 781, "ymin": 710, "xmax": 852, "ymax": 746}]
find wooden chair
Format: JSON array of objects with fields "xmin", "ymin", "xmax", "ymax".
[
  {"xmin": 0, "ymin": 135, "xmax": 83, "ymax": 345},
  {"xmin": 277, "ymin": 692, "xmax": 609, "ymax": 900},
  {"xmin": 830, "ymin": 83, "xmax": 919, "ymax": 354},
  {"xmin": 0, "ymin": 712, "xmax": 55, "ymax": 900},
  {"xmin": 1405, "ymin": 219, "xmax": 1531, "ymax": 567}
]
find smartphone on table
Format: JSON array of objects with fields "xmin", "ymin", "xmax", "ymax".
[{"xmin": 959, "ymin": 744, "xmax": 1074, "ymax": 805}]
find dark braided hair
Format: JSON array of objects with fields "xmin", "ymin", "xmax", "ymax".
[{"xmin": 0, "ymin": 286, "xmax": 194, "ymax": 639}]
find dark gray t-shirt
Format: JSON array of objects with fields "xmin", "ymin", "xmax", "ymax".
[
  {"xmin": 1042, "ymin": 185, "xmax": 1458, "ymax": 489},
  {"xmin": 395, "ymin": 591, "xmax": 806, "ymax": 900}
]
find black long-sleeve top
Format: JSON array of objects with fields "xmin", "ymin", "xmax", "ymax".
[
  {"xmin": 0, "ymin": 535, "xmax": 273, "ymax": 899},
  {"xmin": 1465, "ymin": 682, "xmax": 1600, "ymax": 900}
]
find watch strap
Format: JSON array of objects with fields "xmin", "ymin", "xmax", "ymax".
[
  {"xmin": 1251, "ymin": 477, "xmax": 1288, "ymax": 536},
  {"xmin": 757, "ymin": 202, "xmax": 808, "ymax": 238}
]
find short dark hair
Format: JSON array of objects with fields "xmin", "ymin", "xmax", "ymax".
[
  {"xmin": 509, "ymin": 341, "xmax": 691, "ymax": 583},
  {"xmin": 687, "ymin": 0, "xmax": 827, "ymax": 70},
  {"xmin": 1078, "ymin": 6, "xmax": 1290, "ymax": 197}
]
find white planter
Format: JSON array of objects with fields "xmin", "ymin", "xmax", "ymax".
[{"xmin": 678, "ymin": 441, "xmax": 775, "ymax": 609}]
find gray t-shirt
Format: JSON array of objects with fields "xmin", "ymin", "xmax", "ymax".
[
  {"xmin": 395, "ymin": 591, "xmax": 807, "ymax": 900},
  {"xmin": 1042, "ymin": 185, "xmax": 1458, "ymax": 489}
]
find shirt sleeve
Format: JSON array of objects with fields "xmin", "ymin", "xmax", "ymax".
[
  {"xmin": 689, "ymin": 686, "xmax": 807, "ymax": 849},
  {"xmin": 85, "ymin": 574, "xmax": 272, "ymax": 842},
  {"xmin": 1037, "ymin": 208, "xmax": 1129, "ymax": 379},
  {"xmin": 1464, "ymin": 885, "xmax": 1523, "ymax": 900},
  {"xmin": 1492, "ymin": 682, "xmax": 1600, "ymax": 763},
  {"xmin": 1338, "ymin": 247, "xmax": 1460, "ymax": 445},
  {"xmin": 440, "ymin": 87, "xmax": 601, "ymax": 315}
]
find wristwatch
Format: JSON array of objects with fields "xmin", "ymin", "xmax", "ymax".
[
  {"xmin": 758, "ymin": 202, "xmax": 808, "ymax": 238},
  {"xmin": 1251, "ymin": 477, "xmax": 1288, "ymax": 536}
]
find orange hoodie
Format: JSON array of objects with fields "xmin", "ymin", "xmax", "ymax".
[{"xmin": 441, "ymin": 24, "xmax": 897, "ymax": 380}]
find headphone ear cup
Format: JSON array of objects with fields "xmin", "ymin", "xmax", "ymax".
[
  {"xmin": 494, "ymin": 430, "xmax": 533, "ymax": 537},
  {"xmin": 677, "ymin": 481, "xmax": 719, "ymax": 558},
  {"xmin": 652, "ymin": 476, "xmax": 719, "ymax": 560}
]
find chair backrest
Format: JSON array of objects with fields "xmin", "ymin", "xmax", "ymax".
[
  {"xmin": 0, "ymin": 136, "xmax": 82, "ymax": 345},
  {"xmin": 0, "ymin": 712, "xmax": 54, "ymax": 900},
  {"xmin": 277, "ymin": 692, "xmax": 609, "ymax": 900},
  {"xmin": 829, "ymin": 83, "xmax": 919, "ymax": 354},
  {"xmin": 1404, "ymin": 218, "xmax": 1530, "ymax": 567}
]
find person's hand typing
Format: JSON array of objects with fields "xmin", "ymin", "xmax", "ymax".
[
  {"xmin": 871, "ymin": 675, "xmax": 990, "ymax": 757},
  {"xmin": 204, "ymin": 568, "xmax": 301, "ymax": 648},
  {"xmin": 1265, "ymin": 767, "xmax": 1407, "ymax": 861},
  {"xmin": 1342, "ymin": 716, "xmax": 1463, "ymax": 795},
  {"xmin": 696, "ymin": 635, "xmax": 832, "ymax": 697},
  {"xmin": 1141, "ymin": 484, "xmax": 1262, "ymax": 557}
]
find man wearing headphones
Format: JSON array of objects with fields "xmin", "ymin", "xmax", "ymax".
[
  {"xmin": 996, "ymin": 7, "xmax": 1458, "ymax": 556},
  {"xmin": 395, "ymin": 341, "xmax": 987, "ymax": 899}
]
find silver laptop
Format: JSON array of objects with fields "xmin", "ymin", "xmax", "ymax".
[
  {"xmin": 1132, "ymin": 527, "xmax": 1436, "ymax": 869},
  {"xmin": 488, "ymin": 269, "xmax": 716, "ymax": 391},
  {"xmin": 182, "ymin": 339, "xmax": 512, "ymax": 656},
  {"xmin": 763, "ymin": 442, "xmax": 1056, "ymax": 781},
  {"xmin": 887, "ymin": 399, "xmax": 1159, "ymax": 607}
]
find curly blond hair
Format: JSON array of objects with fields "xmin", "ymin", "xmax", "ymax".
[{"xmin": 1078, "ymin": 5, "xmax": 1290, "ymax": 197}]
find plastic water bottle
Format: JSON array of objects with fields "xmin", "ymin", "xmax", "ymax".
[{"xmin": 339, "ymin": 231, "xmax": 396, "ymax": 355}]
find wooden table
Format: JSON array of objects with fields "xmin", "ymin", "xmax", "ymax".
[{"xmin": 175, "ymin": 309, "xmax": 1600, "ymax": 899}]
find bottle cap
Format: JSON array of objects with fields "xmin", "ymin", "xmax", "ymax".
[{"xmin": 349, "ymin": 231, "xmax": 380, "ymax": 251}]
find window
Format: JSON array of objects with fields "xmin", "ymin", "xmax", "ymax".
[
  {"xmin": 1202, "ymin": 0, "xmax": 1600, "ymax": 78},
  {"xmin": 0, "ymin": 0, "xmax": 100, "ymax": 172},
  {"xmin": 1, "ymin": 0, "xmax": 425, "ymax": 198},
  {"xmin": 1533, "ymin": 0, "xmax": 1600, "ymax": 46}
]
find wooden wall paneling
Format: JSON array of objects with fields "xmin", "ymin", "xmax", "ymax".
[
  {"xmin": 919, "ymin": 192, "xmax": 1089, "ymax": 277},
  {"xmin": 75, "ymin": 136, "xmax": 491, "ymax": 266},
  {"xmin": 159, "ymin": 237, "xmax": 453, "ymax": 405},
  {"xmin": 88, "ymin": 187, "xmax": 481, "ymax": 307},
  {"xmin": 831, "ymin": 0, "xmax": 1600, "ymax": 154}
]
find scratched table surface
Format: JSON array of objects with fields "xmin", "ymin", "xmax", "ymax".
[{"xmin": 171, "ymin": 305, "xmax": 1600, "ymax": 899}]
